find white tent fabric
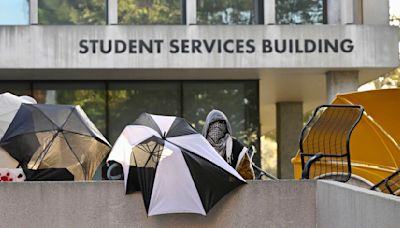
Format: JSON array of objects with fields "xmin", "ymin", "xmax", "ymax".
[
  {"xmin": 108, "ymin": 113, "xmax": 245, "ymax": 216},
  {"xmin": 0, "ymin": 92, "xmax": 37, "ymax": 139}
]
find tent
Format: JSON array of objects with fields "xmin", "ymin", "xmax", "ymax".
[{"xmin": 108, "ymin": 113, "xmax": 245, "ymax": 216}]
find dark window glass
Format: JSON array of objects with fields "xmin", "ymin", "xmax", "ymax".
[
  {"xmin": 118, "ymin": 0, "xmax": 182, "ymax": 24},
  {"xmin": 0, "ymin": 82, "xmax": 31, "ymax": 96},
  {"xmin": 0, "ymin": 80, "xmax": 261, "ymax": 176},
  {"xmin": 197, "ymin": 0, "xmax": 255, "ymax": 25},
  {"xmin": 38, "ymin": 0, "xmax": 106, "ymax": 25},
  {"xmin": 0, "ymin": 0, "xmax": 29, "ymax": 25},
  {"xmin": 182, "ymin": 81, "xmax": 260, "ymax": 164},
  {"xmin": 108, "ymin": 82, "xmax": 181, "ymax": 143},
  {"xmin": 276, "ymin": 0, "xmax": 324, "ymax": 24},
  {"xmin": 32, "ymin": 82, "xmax": 107, "ymax": 135}
]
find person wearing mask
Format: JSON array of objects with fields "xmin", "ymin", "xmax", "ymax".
[{"xmin": 202, "ymin": 109, "xmax": 255, "ymax": 180}]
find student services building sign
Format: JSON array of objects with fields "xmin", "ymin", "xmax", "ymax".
[
  {"xmin": 0, "ymin": 25, "xmax": 398, "ymax": 69},
  {"xmin": 79, "ymin": 38, "xmax": 354, "ymax": 54}
]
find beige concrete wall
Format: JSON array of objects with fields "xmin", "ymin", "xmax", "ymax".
[{"xmin": 0, "ymin": 180, "xmax": 316, "ymax": 228}]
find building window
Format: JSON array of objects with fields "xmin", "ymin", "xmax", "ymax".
[
  {"xmin": 108, "ymin": 81, "xmax": 181, "ymax": 143},
  {"xmin": 0, "ymin": 82, "xmax": 31, "ymax": 95},
  {"xmin": 38, "ymin": 0, "xmax": 107, "ymax": 25},
  {"xmin": 197, "ymin": 0, "xmax": 255, "ymax": 25},
  {"xmin": 276, "ymin": 0, "xmax": 325, "ymax": 24},
  {"xmin": 0, "ymin": 80, "xmax": 260, "ymax": 175},
  {"xmin": 182, "ymin": 81, "xmax": 260, "ymax": 164},
  {"xmin": 0, "ymin": 0, "xmax": 29, "ymax": 25},
  {"xmin": 118, "ymin": 0, "xmax": 182, "ymax": 24},
  {"xmin": 32, "ymin": 82, "xmax": 107, "ymax": 135}
]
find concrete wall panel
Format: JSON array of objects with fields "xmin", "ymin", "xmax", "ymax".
[
  {"xmin": 317, "ymin": 181, "xmax": 400, "ymax": 228},
  {"xmin": 1, "ymin": 180, "xmax": 400, "ymax": 228},
  {"xmin": 0, "ymin": 25, "xmax": 398, "ymax": 69},
  {"xmin": 0, "ymin": 181, "xmax": 316, "ymax": 228},
  {"xmin": 363, "ymin": 0, "xmax": 389, "ymax": 25}
]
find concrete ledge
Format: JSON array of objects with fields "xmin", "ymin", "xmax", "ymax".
[
  {"xmin": 0, "ymin": 180, "xmax": 316, "ymax": 228},
  {"xmin": 317, "ymin": 181, "xmax": 400, "ymax": 228},
  {"xmin": 1, "ymin": 180, "xmax": 399, "ymax": 227}
]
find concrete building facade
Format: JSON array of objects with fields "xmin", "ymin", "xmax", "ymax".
[{"xmin": 0, "ymin": 0, "xmax": 398, "ymax": 178}]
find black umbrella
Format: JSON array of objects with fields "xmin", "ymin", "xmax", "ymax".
[
  {"xmin": 107, "ymin": 113, "xmax": 246, "ymax": 216},
  {"xmin": 0, "ymin": 103, "xmax": 111, "ymax": 181}
]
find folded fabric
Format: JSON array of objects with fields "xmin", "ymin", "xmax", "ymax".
[
  {"xmin": 236, "ymin": 150, "xmax": 255, "ymax": 180},
  {"xmin": 0, "ymin": 168, "xmax": 25, "ymax": 182}
]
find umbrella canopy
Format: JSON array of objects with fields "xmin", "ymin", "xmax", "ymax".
[
  {"xmin": 0, "ymin": 92, "xmax": 36, "ymax": 139},
  {"xmin": 292, "ymin": 89, "xmax": 400, "ymax": 185},
  {"xmin": 0, "ymin": 92, "xmax": 36, "ymax": 168},
  {"xmin": 107, "ymin": 113, "xmax": 245, "ymax": 216},
  {"xmin": 0, "ymin": 103, "xmax": 111, "ymax": 181},
  {"xmin": 332, "ymin": 89, "xmax": 400, "ymax": 184},
  {"xmin": 0, "ymin": 148, "xmax": 19, "ymax": 168}
]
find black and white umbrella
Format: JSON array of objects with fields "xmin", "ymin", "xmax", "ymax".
[
  {"xmin": 107, "ymin": 113, "xmax": 245, "ymax": 216},
  {"xmin": 0, "ymin": 104, "xmax": 111, "ymax": 181}
]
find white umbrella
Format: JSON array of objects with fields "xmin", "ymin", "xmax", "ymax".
[
  {"xmin": 0, "ymin": 92, "xmax": 36, "ymax": 139},
  {"xmin": 0, "ymin": 92, "xmax": 36, "ymax": 168},
  {"xmin": 107, "ymin": 113, "xmax": 246, "ymax": 216}
]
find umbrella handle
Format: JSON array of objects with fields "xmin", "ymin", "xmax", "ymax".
[{"xmin": 107, "ymin": 162, "xmax": 123, "ymax": 180}]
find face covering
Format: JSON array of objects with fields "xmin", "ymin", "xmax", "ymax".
[
  {"xmin": 207, "ymin": 121, "xmax": 227, "ymax": 144},
  {"xmin": 206, "ymin": 121, "xmax": 233, "ymax": 164}
]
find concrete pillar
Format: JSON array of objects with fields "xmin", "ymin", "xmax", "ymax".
[
  {"xmin": 263, "ymin": 0, "xmax": 275, "ymax": 24},
  {"xmin": 326, "ymin": 71, "xmax": 359, "ymax": 103},
  {"xmin": 341, "ymin": 0, "xmax": 355, "ymax": 24},
  {"xmin": 185, "ymin": 0, "xmax": 196, "ymax": 25},
  {"xmin": 363, "ymin": 0, "xmax": 389, "ymax": 25},
  {"xmin": 354, "ymin": 0, "xmax": 363, "ymax": 24},
  {"xmin": 107, "ymin": 0, "xmax": 118, "ymax": 25},
  {"xmin": 29, "ymin": 0, "xmax": 38, "ymax": 25},
  {"xmin": 327, "ymin": 0, "xmax": 355, "ymax": 24},
  {"xmin": 327, "ymin": 0, "xmax": 341, "ymax": 24},
  {"xmin": 276, "ymin": 102, "xmax": 303, "ymax": 179}
]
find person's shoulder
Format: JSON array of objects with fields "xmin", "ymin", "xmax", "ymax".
[{"xmin": 232, "ymin": 138, "xmax": 245, "ymax": 149}]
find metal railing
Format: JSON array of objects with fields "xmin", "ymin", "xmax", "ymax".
[{"xmin": 371, "ymin": 169, "xmax": 400, "ymax": 196}]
